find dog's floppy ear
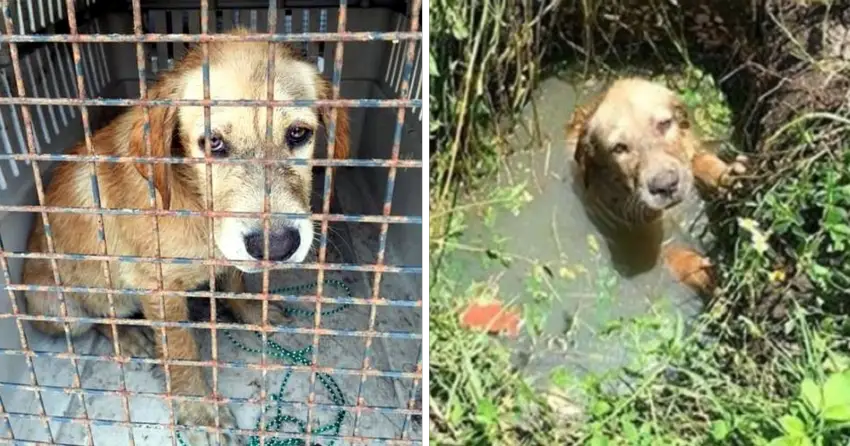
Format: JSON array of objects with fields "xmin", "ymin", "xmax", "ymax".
[
  {"xmin": 316, "ymin": 77, "xmax": 350, "ymax": 160},
  {"xmin": 568, "ymin": 95, "xmax": 602, "ymax": 187},
  {"xmin": 128, "ymin": 97, "xmax": 178, "ymax": 210}
]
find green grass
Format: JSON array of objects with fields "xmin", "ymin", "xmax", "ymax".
[{"xmin": 429, "ymin": 1, "xmax": 850, "ymax": 444}]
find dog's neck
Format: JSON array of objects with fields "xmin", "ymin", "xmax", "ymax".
[
  {"xmin": 585, "ymin": 189, "xmax": 663, "ymax": 234},
  {"xmin": 578, "ymin": 164, "xmax": 663, "ymax": 233}
]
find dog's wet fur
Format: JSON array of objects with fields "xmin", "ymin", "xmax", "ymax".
[
  {"xmin": 567, "ymin": 77, "xmax": 746, "ymax": 297},
  {"xmin": 21, "ymin": 28, "xmax": 350, "ymax": 444}
]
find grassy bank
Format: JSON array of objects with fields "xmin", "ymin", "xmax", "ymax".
[{"xmin": 429, "ymin": 0, "xmax": 850, "ymax": 444}]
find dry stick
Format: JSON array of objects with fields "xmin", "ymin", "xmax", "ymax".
[
  {"xmin": 524, "ymin": 93, "xmax": 546, "ymax": 194},
  {"xmin": 764, "ymin": 112, "xmax": 850, "ymax": 147},
  {"xmin": 438, "ymin": 0, "xmax": 491, "ymax": 202}
]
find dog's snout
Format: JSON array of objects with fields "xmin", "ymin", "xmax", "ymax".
[
  {"xmin": 244, "ymin": 228, "xmax": 301, "ymax": 261},
  {"xmin": 648, "ymin": 169, "xmax": 680, "ymax": 196}
]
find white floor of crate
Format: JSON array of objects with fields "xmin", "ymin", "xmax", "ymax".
[{"xmin": 0, "ymin": 218, "xmax": 422, "ymax": 445}]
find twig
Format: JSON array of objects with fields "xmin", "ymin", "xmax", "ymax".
[{"xmin": 438, "ymin": 0, "xmax": 491, "ymax": 202}]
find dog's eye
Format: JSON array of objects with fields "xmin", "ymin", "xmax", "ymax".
[
  {"xmin": 611, "ymin": 143, "xmax": 629, "ymax": 154},
  {"xmin": 198, "ymin": 135, "xmax": 228, "ymax": 157},
  {"xmin": 286, "ymin": 126, "xmax": 313, "ymax": 148},
  {"xmin": 657, "ymin": 118, "xmax": 673, "ymax": 134}
]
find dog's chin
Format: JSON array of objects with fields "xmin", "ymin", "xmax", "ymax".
[{"xmin": 641, "ymin": 191, "xmax": 685, "ymax": 212}]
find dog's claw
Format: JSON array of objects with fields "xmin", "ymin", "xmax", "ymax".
[{"xmin": 718, "ymin": 155, "xmax": 748, "ymax": 190}]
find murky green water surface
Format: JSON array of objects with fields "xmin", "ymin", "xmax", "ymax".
[{"xmin": 445, "ymin": 76, "xmax": 711, "ymax": 393}]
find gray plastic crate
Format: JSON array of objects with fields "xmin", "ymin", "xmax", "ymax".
[{"xmin": 0, "ymin": 2, "xmax": 422, "ymax": 445}]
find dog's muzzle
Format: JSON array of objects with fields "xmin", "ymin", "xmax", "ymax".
[
  {"xmin": 243, "ymin": 227, "xmax": 301, "ymax": 261},
  {"xmin": 642, "ymin": 167, "xmax": 687, "ymax": 210}
]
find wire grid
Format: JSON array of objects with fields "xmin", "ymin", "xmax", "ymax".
[{"xmin": 0, "ymin": 0, "xmax": 423, "ymax": 444}]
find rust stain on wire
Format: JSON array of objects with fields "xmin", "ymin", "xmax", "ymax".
[
  {"xmin": 0, "ymin": 209, "xmax": 419, "ymax": 224},
  {"xmin": 2, "ymin": 252, "xmax": 420, "ymax": 273},
  {"xmin": 0, "ymin": 388, "xmax": 419, "ymax": 415},
  {"xmin": 0, "ymin": 97, "xmax": 419, "ymax": 107},
  {"xmin": 0, "ymin": 409, "xmax": 422, "ymax": 445},
  {"xmin": 305, "ymin": 2, "xmax": 348, "ymax": 441},
  {"xmin": 354, "ymin": 0, "xmax": 422, "ymax": 438},
  {"xmin": 65, "ymin": 1, "xmax": 119, "ymax": 443},
  {"xmin": 0, "ymin": 283, "xmax": 421, "ymax": 307},
  {"xmin": 0, "ymin": 153, "xmax": 421, "ymax": 167},
  {"xmin": 0, "ymin": 31, "xmax": 420, "ymax": 43},
  {"xmin": 1, "ymin": 3, "xmax": 75, "ymax": 443}
]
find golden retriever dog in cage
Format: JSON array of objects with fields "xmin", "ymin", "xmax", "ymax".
[
  {"xmin": 566, "ymin": 77, "xmax": 747, "ymax": 297},
  {"xmin": 21, "ymin": 28, "xmax": 349, "ymax": 441}
]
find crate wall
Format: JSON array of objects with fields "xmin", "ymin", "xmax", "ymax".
[{"xmin": 0, "ymin": 1, "xmax": 422, "ymax": 444}]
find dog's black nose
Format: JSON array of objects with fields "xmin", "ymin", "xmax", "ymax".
[
  {"xmin": 648, "ymin": 170, "xmax": 680, "ymax": 196},
  {"xmin": 244, "ymin": 228, "xmax": 301, "ymax": 261}
]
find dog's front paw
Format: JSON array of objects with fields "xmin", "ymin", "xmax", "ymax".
[
  {"xmin": 662, "ymin": 245, "xmax": 715, "ymax": 298},
  {"xmin": 267, "ymin": 303, "xmax": 296, "ymax": 326},
  {"xmin": 176, "ymin": 401, "xmax": 242, "ymax": 445},
  {"xmin": 718, "ymin": 154, "xmax": 748, "ymax": 191}
]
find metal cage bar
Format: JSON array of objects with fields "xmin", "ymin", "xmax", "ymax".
[
  {"xmin": 196, "ymin": 1, "xmax": 225, "ymax": 444},
  {"xmin": 1, "ymin": 4, "xmax": 74, "ymax": 443},
  {"xmin": 0, "ymin": 350, "xmax": 422, "ymax": 377},
  {"xmin": 257, "ymin": 2, "xmax": 276, "ymax": 443},
  {"xmin": 128, "ymin": 0, "xmax": 179, "ymax": 440},
  {"xmin": 0, "ymin": 31, "xmax": 419, "ymax": 43},
  {"xmin": 64, "ymin": 1, "xmax": 122, "ymax": 444},
  {"xmin": 353, "ymin": 0, "xmax": 421, "ymax": 438},
  {"xmin": 0, "ymin": 0, "xmax": 422, "ymax": 444},
  {"xmin": 0, "ymin": 97, "xmax": 419, "ymax": 106},
  {"xmin": 304, "ymin": 1, "xmax": 345, "ymax": 438}
]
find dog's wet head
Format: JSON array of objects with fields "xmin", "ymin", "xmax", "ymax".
[
  {"xmin": 578, "ymin": 78, "xmax": 694, "ymax": 212},
  {"xmin": 129, "ymin": 38, "xmax": 349, "ymax": 273}
]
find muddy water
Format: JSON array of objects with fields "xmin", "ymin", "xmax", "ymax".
[{"xmin": 446, "ymin": 76, "xmax": 711, "ymax": 395}]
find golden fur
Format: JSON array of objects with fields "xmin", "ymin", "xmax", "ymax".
[
  {"xmin": 566, "ymin": 77, "xmax": 746, "ymax": 297},
  {"xmin": 21, "ymin": 28, "xmax": 349, "ymax": 444}
]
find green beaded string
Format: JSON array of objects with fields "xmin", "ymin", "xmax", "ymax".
[
  {"xmin": 279, "ymin": 279, "xmax": 352, "ymax": 318},
  {"xmin": 176, "ymin": 279, "xmax": 352, "ymax": 446}
]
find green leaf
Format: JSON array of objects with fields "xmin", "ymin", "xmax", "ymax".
[
  {"xmin": 779, "ymin": 415, "xmax": 806, "ymax": 436},
  {"xmin": 710, "ymin": 419, "xmax": 731, "ymax": 440},
  {"xmin": 769, "ymin": 436, "xmax": 812, "ymax": 446},
  {"xmin": 429, "ymin": 51, "xmax": 439, "ymax": 77},
  {"xmin": 823, "ymin": 352, "xmax": 850, "ymax": 373},
  {"xmin": 591, "ymin": 400, "xmax": 611, "ymax": 417},
  {"xmin": 621, "ymin": 419, "xmax": 639, "ymax": 441},
  {"xmin": 823, "ymin": 372, "xmax": 850, "ymax": 411},
  {"xmin": 588, "ymin": 434, "xmax": 610, "ymax": 446},
  {"xmin": 448, "ymin": 402, "xmax": 463, "ymax": 425},
  {"xmin": 767, "ymin": 437, "xmax": 792, "ymax": 446},
  {"xmin": 801, "ymin": 378, "xmax": 822, "ymax": 412},
  {"xmin": 810, "ymin": 263, "xmax": 831, "ymax": 279},
  {"xmin": 822, "ymin": 404, "xmax": 850, "ymax": 422},
  {"xmin": 549, "ymin": 367, "xmax": 572, "ymax": 389},
  {"xmin": 475, "ymin": 398, "xmax": 498, "ymax": 425},
  {"xmin": 449, "ymin": 14, "xmax": 468, "ymax": 40}
]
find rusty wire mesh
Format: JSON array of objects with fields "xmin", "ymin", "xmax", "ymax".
[{"xmin": 0, "ymin": 0, "xmax": 423, "ymax": 444}]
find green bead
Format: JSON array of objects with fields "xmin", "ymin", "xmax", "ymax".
[{"xmin": 178, "ymin": 278, "xmax": 352, "ymax": 446}]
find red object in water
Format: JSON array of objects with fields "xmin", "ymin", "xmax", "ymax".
[{"xmin": 460, "ymin": 302, "xmax": 521, "ymax": 337}]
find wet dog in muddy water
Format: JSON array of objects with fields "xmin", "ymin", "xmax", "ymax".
[{"xmin": 565, "ymin": 77, "xmax": 747, "ymax": 298}]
